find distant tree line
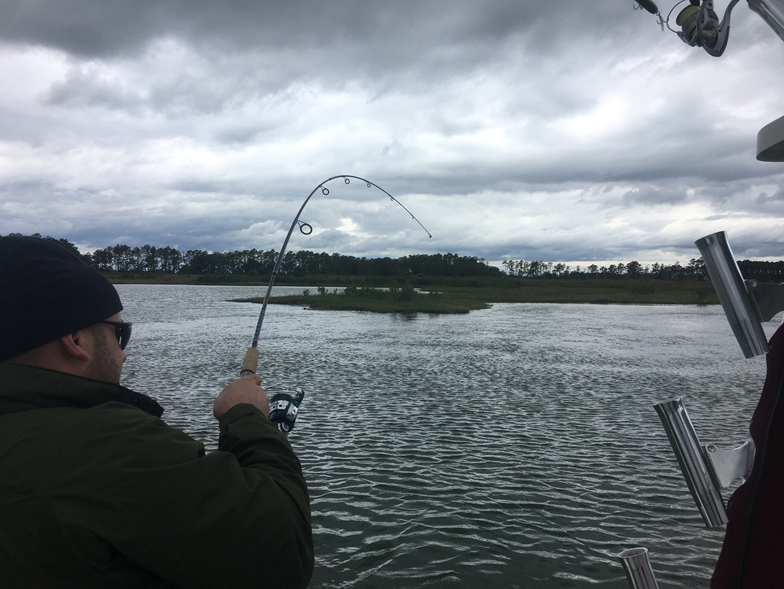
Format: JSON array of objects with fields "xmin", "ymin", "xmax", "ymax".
[
  {"xmin": 6, "ymin": 233, "xmax": 783, "ymax": 282},
  {"xmin": 502, "ymin": 258, "xmax": 709, "ymax": 280},
  {"xmin": 501, "ymin": 258, "xmax": 784, "ymax": 282},
  {"xmin": 5, "ymin": 234, "xmax": 500, "ymax": 278},
  {"xmin": 90, "ymin": 245, "xmax": 502, "ymax": 277}
]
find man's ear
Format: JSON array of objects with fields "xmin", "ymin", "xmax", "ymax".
[{"xmin": 58, "ymin": 330, "xmax": 91, "ymax": 362}]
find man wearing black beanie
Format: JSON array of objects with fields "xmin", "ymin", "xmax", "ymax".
[{"xmin": 0, "ymin": 235, "xmax": 313, "ymax": 588}]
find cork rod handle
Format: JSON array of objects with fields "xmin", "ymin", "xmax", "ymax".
[{"xmin": 240, "ymin": 347, "xmax": 259, "ymax": 377}]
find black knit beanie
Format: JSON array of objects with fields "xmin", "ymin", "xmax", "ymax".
[{"xmin": 0, "ymin": 235, "xmax": 123, "ymax": 362}]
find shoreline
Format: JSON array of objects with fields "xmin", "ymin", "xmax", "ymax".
[{"xmin": 108, "ymin": 273, "xmax": 721, "ymax": 311}]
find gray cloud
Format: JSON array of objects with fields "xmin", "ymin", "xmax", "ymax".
[
  {"xmin": 0, "ymin": 0, "xmax": 782, "ymax": 265},
  {"xmin": 0, "ymin": 1, "xmax": 649, "ymax": 60}
]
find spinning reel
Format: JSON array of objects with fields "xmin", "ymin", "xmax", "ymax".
[
  {"xmin": 267, "ymin": 387, "xmax": 305, "ymax": 434},
  {"xmin": 635, "ymin": 0, "xmax": 740, "ymax": 56},
  {"xmin": 674, "ymin": 0, "xmax": 739, "ymax": 55}
]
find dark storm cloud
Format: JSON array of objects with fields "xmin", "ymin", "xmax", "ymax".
[
  {"xmin": 4, "ymin": 0, "xmax": 661, "ymax": 120},
  {"xmin": 0, "ymin": 1, "xmax": 640, "ymax": 61}
]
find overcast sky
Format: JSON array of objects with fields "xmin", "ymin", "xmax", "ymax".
[{"xmin": 1, "ymin": 0, "xmax": 783, "ymax": 267}]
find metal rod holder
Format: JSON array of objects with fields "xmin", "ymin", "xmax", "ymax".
[
  {"xmin": 695, "ymin": 231, "xmax": 769, "ymax": 358},
  {"xmin": 618, "ymin": 547, "xmax": 660, "ymax": 589},
  {"xmin": 654, "ymin": 398, "xmax": 728, "ymax": 528}
]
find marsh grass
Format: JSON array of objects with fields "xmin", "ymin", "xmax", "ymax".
[{"xmin": 233, "ymin": 285, "xmax": 488, "ymax": 314}]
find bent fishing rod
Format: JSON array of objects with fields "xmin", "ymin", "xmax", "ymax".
[{"xmin": 239, "ymin": 175, "xmax": 431, "ymax": 433}]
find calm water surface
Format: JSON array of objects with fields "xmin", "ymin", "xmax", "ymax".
[{"xmin": 116, "ymin": 284, "xmax": 781, "ymax": 589}]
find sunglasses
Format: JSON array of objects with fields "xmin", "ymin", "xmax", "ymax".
[{"xmin": 100, "ymin": 320, "xmax": 133, "ymax": 350}]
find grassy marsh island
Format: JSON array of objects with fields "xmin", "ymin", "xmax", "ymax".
[
  {"xmin": 232, "ymin": 285, "xmax": 489, "ymax": 314},
  {"xmin": 230, "ymin": 280, "xmax": 720, "ymax": 315}
]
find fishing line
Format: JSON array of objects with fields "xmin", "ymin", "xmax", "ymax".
[
  {"xmin": 664, "ymin": 0, "xmax": 690, "ymax": 33},
  {"xmin": 240, "ymin": 174, "xmax": 431, "ymax": 376}
]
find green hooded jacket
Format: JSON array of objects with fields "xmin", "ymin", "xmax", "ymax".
[{"xmin": 0, "ymin": 364, "xmax": 313, "ymax": 588}]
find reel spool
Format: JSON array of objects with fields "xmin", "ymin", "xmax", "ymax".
[{"xmin": 676, "ymin": 1, "xmax": 721, "ymax": 47}]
